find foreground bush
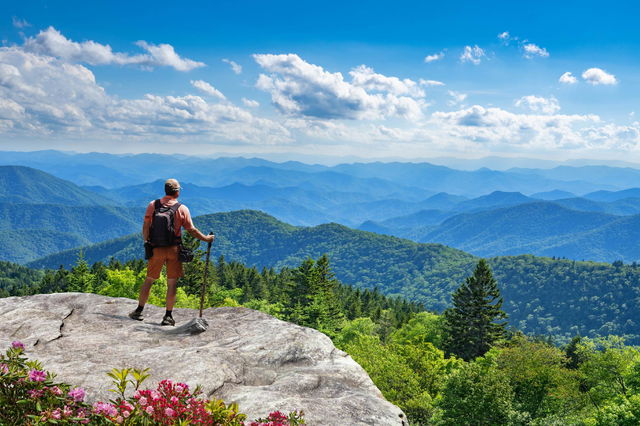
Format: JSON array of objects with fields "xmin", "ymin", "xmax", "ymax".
[{"xmin": 0, "ymin": 342, "xmax": 305, "ymax": 425}]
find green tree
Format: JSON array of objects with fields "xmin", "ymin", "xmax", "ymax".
[
  {"xmin": 434, "ymin": 362, "xmax": 523, "ymax": 425},
  {"xmin": 495, "ymin": 336, "xmax": 584, "ymax": 421},
  {"xmin": 443, "ymin": 259, "xmax": 507, "ymax": 361},
  {"xmin": 578, "ymin": 336, "xmax": 640, "ymax": 410},
  {"xmin": 390, "ymin": 311, "xmax": 444, "ymax": 349}
]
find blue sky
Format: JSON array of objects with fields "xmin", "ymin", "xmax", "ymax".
[{"xmin": 1, "ymin": 0, "xmax": 639, "ymax": 163}]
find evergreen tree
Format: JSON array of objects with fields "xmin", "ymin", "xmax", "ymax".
[{"xmin": 443, "ymin": 259, "xmax": 507, "ymax": 361}]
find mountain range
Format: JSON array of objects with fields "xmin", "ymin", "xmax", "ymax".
[
  {"xmin": 4, "ymin": 159, "xmax": 640, "ymax": 263},
  {"xmin": 0, "ymin": 166, "xmax": 141, "ymax": 263},
  {"xmin": 1, "ymin": 150, "xmax": 635, "ymax": 195}
]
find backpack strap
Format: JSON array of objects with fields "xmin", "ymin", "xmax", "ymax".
[
  {"xmin": 169, "ymin": 202, "xmax": 181, "ymax": 213},
  {"xmin": 154, "ymin": 199, "xmax": 162, "ymax": 210}
]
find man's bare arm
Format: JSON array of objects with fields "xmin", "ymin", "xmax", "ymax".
[
  {"xmin": 142, "ymin": 220, "xmax": 151, "ymax": 241},
  {"xmin": 187, "ymin": 228, "xmax": 215, "ymax": 243}
]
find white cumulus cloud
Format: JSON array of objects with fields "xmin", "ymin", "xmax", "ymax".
[
  {"xmin": 432, "ymin": 105, "xmax": 601, "ymax": 149},
  {"xmin": 0, "ymin": 47, "xmax": 289, "ymax": 144},
  {"xmin": 559, "ymin": 72, "xmax": 578, "ymax": 84},
  {"xmin": 515, "ymin": 95, "xmax": 560, "ymax": 114},
  {"xmin": 459, "ymin": 45, "xmax": 485, "ymax": 65},
  {"xmin": 420, "ymin": 79, "xmax": 445, "ymax": 86},
  {"xmin": 12, "ymin": 17, "xmax": 31, "ymax": 29},
  {"xmin": 448, "ymin": 90, "xmax": 467, "ymax": 106},
  {"xmin": 190, "ymin": 80, "xmax": 226, "ymax": 100},
  {"xmin": 424, "ymin": 52, "xmax": 444, "ymax": 63},
  {"xmin": 498, "ymin": 31, "xmax": 510, "ymax": 41},
  {"xmin": 349, "ymin": 65, "xmax": 425, "ymax": 97},
  {"xmin": 242, "ymin": 98, "xmax": 260, "ymax": 108},
  {"xmin": 582, "ymin": 68, "xmax": 617, "ymax": 85},
  {"xmin": 222, "ymin": 58, "xmax": 242, "ymax": 74},
  {"xmin": 253, "ymin": 53, "xmax": 426, "ymax": 121},
  {"xmin": 523, "ymin": 43, "xmax": 549, "ymax": 58},
  {"xmin": 23, "ymin": 27, "xmax": 204, "ymax": 71}
]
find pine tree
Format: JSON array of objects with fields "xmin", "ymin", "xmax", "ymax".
[{"xmin": 443, "ymin": 259, "xmax": 507, "ymax": 361}]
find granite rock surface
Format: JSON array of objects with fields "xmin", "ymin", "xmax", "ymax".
[{"xmin": 0, "ymin": 293, "xmax": 407, "ymax": 425}]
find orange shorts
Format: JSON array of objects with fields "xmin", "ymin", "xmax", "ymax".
[{"xmin": 146, "ymin": 245, "xmax": 183, "ymax": 279}]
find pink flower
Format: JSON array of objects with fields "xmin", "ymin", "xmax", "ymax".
[
  {"xmin": 150, "ymin": 390, "xmax": 161, "ymax": 401},
  {"xmin": 268, "ymin": 411, "xmax": 288, "ymax": 422},
  {"xmin": 122, "ymin": 410, "xmax": 131, "ymax": 418},
  {"xmin": 0, "ymin": 363, "xmax": 8, "ymax": 374},
  {"xmin": 164, "ymin": 407, "xmax": 176, "ymax": 417},
  {"xmin": 115, "ymin": 416, "xmax": 123, "ymax": 424},
  {"xmin": 63, "ymin": 406, "xmax": 73, "ymax": 417},
  {"xmin": 11, "ymin": 341, "xmax": 25, "ymax": 350},
  {"xmin": 145, "ymin": 406, "xmax": 154, "ymax": 415},
  {"xmin": 50, "ymin": 386, "xmax": 63, "ymax": 395},
  {"xmin": 51, "ymin": 408, "xmax": 62, "ymax": 420},
  {"xmin": 68, "ymin": 387, "xmax": 85, "ymax": 402},
  {"xmin": 138, "ymin": 396, "xmax": 148, "ymax": 406},
  {"xmin": 170, "ymin": 396, "xmax": 179, "ymax": 404},
  {"xmin": 27, "ymin": 389, "xmax": 44, "ymax": 398},
  {"xmin": 28, "ymin": 369, "xmax": 46, "ymax": 382},
  {"xmin": 122, "ymin": 401, "xmax": 134, "ymax": 411},
  {"xmin": 93, "ymin": 402, "xmax": 118, "ymax": 417},
  {"xmin": 175, "ymin": 384, "xmax": 185, "ymax": 393}
]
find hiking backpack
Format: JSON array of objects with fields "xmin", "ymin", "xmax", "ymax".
[{"xmin": 149, "ymin": 199, "xmax": 181, "ymax": 247}]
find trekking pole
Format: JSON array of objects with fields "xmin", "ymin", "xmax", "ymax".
[{"xmin": 198, "ymin": 232, "xmax": 214, "ymax": 318}]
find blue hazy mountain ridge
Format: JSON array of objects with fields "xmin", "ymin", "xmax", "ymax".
[
  {"xmin": 451, "ymin": 191, "xmax": 537, "ymax": 212},
  {"xmin": 89, "ymin": 179, "xmax": 429, "ymax": 226},
  {"xmin": 6, "ymin": 161, "xmax": 640, "ymax": 263},
  {"xmin": 0, "ymin": 166, "xmax": 142, "ymax": 263},
  {"xmin": 552, "ymin": 197, "xmax": 640, "ymax": 216},
  {"xmin": 0, "ymin": 165, "xmax": 116, "ymax": 205},
  {"xmin": 0, "ymin": 230, "xmax": 89, "ymax": 264},
  {"xmin": 357, "ymin": 193, "xmax": 640, "ymax": 262},
  {"xmin": 583, "ymin": 188, "xmax": 640, "ymax": 202},
  {"xmin": 508, "ymin": 165, "xmax": 640, "ymax": 189},
  {"xmin": 530, "ymin": 190, "xmax": 578, "ymax": 200},
  {"xmin": 0, "ymin": 202, "xmax": 142, "ymax": 263},
  {"xmin": 24, "ymin": 209, "xmax": 640, "ymax": 344},
  {"xmin": 330, "ymin": 162, "xmax": 618, "ymax": 195},
  {"xmin": 420, "ymin": 202, "xmax": 620, "ymax": 258},
  {"xmin": 0, "ymin": 150, "xmax": 629, "ymax": 196}
]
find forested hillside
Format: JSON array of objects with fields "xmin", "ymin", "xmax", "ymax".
[
  {"xmin": 420, "ymin": 202, "xmax": 619, "ymax": 258},
  {"xmin": 0, "ymin": 165, "xmax": 115, "ymax": 205},
  {"xmin": 27, "ymin": 209, "xmax": 640, "ymax": 344},
  {"xmin": 0, "ymin": 166, "xmax": 143, "ymax": 263}
]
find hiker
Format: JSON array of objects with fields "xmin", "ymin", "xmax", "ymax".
[{"xmin": 129, "ymin": 178, "xmax": 214, "ymax": 325}]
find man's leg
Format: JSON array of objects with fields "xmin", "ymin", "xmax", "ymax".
[
  {"xmin": 138, "ymin": 276, "xmax": 156, "ymax": 307},
  {"xmin": 166, "ymin": 278, "xmax": 178, "ymax": 311},
  {"xmin": 130, "ymin": 248, "xmax": 164, "ymax": 321},
  {"xmin": 162, "ymin": 246, "xmax": 182, "ymax": 325},
  {"xmin": 129, "ymin": 276, "xmax": 155, "ymax": 321}
]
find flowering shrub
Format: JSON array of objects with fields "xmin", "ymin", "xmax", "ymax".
[
  {"xmin": 1, "ymin": 342, "xmax": 306, "ymax": 425},
  {"xmin": 0, "ymin": 340, "xmax": 95, "ymax": 424},
  {"xmin": 250, "ymin": 410, "xmax": 306, "ymax": 426}
]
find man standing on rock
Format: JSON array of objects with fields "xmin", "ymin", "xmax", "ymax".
[{"xmin": 129, "ymin": 178, "xmax": 214, "ymax": 326}]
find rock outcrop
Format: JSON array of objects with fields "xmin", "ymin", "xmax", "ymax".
[{"xmin": 0, "ymin": 293, "xmax": 406, "ymax": 425}]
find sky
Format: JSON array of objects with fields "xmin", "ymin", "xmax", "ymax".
[{"xmin": 0, "ymin": 0, "xmax": 639, "ymax": 164}]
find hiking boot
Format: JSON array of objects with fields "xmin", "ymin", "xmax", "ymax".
[
  {"xmin": 129, "ymin": 310, "xmax": 144, "ymax": 321},
  {"xmin": 161, "ymin": 315, "xmax": 175, "ymax": 326}
]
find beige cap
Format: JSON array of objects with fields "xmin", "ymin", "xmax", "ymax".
[{"xmin": 164, "ymin": 178, "xmax": 181, "ymax": 194}]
